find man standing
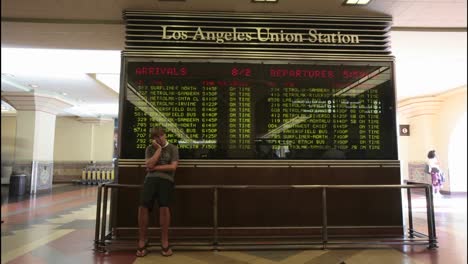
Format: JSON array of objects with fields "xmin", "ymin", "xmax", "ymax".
[{"xmin": 136, "ymin": 127, "xmax": 179, "ymax": 257}]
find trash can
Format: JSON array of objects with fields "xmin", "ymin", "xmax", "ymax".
[{"xmin": 9, "ymin": 173, "xmax": 27, "ymax": 196}]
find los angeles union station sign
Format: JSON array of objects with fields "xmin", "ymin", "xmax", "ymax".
[{"xmin": 161, "ymin": 26, "xmax": 360, "ymax": 44}]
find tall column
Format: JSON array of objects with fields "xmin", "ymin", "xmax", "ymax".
[{"xmin": 2, "ymin": 92, "xmax": 72, "ymax": 194}]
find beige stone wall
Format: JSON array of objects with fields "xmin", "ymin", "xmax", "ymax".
[
  {"xmin": 53, "ymin": 117, "xmax": 114, "ymax": 181},
  {"xmin": 1, "ymin": 115, "xmax": 115, "ymax": 182},
  {"xmin": 1, "ymin": 115, "xmax": 17, "ymax": 161},
  {"xmin": 54, "ymin": 117, "xmax": 94, "ymax": 161},
  {"xmin": 435, "ymin": 88, "xmax": 467, "ymax": 192},
  {"xmin": 53, "ymin": 116, "xmax": 114, "ymax": 162},
  {"xmin": 1, "ymin": 115, "xmax": 17, "ymax": 183},
  {"xmin": 91, "ymin": 121, "xmax": 114, "ymax": 161},
  {"xmin": 398, "ymin": 86, "xmax": 467, "ymax": 192}
]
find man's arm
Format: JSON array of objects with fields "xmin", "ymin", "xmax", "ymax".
[
  {"xmin": 147, "ymin": 161, "xmax": 178, "ymax": 172},
  {"xmin": 147, "ymin": 145, "xmax": 179, "ymax": 172},
  {"xmin": 145, "ymin": 146, "xmax": 162, "ymax": 168}
]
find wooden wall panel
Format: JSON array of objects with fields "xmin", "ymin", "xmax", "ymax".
[{"xmin": 113, "ymin": 165, "xmax": 402, "ymax": 235}]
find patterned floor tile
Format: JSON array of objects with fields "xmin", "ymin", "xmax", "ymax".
[
  {"xmin": 1, "ymin": 185, "xmax": 466, "ymax": 264},
  {"xmin": 302, "ymin": 249, "xmax": 358, "ymax": 264},
  {"xmin": 1, "ymin": 228, "xmax": 74, "ymax": 264},
  {"xmin": 247, "ymin": 250, "xmax": 303, "ymax": 262},
  {"xmin": 345, "ymin": 249, "xmax": 420, "ymax": 264}
]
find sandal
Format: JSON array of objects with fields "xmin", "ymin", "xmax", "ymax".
[
  {"xmin": 136, "ymin": 247, "xmax": 148, "ymax": 257},
  {"xmin": 136, "ymin": 240, "xmax": 149, "ymax": 257},
  {"xmin": 161, "ymin": 245, "xmax": 173, "ymax": 257}
]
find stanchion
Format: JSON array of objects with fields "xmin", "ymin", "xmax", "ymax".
[
  {"xmin": 426, "ymin": 186, "xmax": 438, "ymax": 249},
  {"xmin": 407, "ymin": 188, "xmax": 414, "ymax": 238},
  {"xmin": 213, "ymin": 187, "xmax": 219, "ymax": 251},
  {"xmin": 97, "ymin": 168, "xmax": 102, "ymax": 184},
  {"xmin": 87, "ymin": 168, "xmax": 92, "ymax": 185},
  {"xmin": 94, "ymin": 184, "xmax": 104, "ymax": 249},
  {"xmin": 106, "ymin": 169, "xmax": 111, "ymax": 182},
  {"xmin": 92, "ymin": 168, "xmax": 97, "ymax": 185},
  {"xmin": 81, "ymin": 169, "xmax": 86, "ymax": 184},
  {"xmin": 322, "ymin": 187, "xmax": 328, "ymax": 250},
  {"xmin": 100, "ymin": 185, "xmax": 109, "ymax": 252}
]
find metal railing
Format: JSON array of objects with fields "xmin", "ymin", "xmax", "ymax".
[{"xmin": 94, "ymin": 183, "xmax": 437, "ymax": 252}]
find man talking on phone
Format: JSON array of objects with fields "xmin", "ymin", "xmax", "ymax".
[{"xmin": 136, "ymin": 127, "xmax": 179, "ymax": 257}]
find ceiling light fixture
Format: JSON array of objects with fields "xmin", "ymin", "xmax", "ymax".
[
  {"xmin": 29, "ymin": 84, "xmax": 39, "ymax": 88},
  {"xmin": 1, "ymin": 78, "xmax": 32, "ymax": 92},
  {"xmin": 343, "ymin": 0, "xmax": 371, "ymax": 5},
  {"xmin": 1, "ymin": 100, "xmax": 16, "ymax": 112}
]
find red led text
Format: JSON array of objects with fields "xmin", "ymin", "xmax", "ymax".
[
  {"xmin": 135, "ymin": 67, "xmax": 187, "ymax": 76},
  {"xmin": 270, "ymin": 69, "xmax": 334, "ymax": 78}
]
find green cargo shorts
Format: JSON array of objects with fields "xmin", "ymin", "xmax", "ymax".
[{"xmin": 139, "ymin": 177, "xmax": 174, "ymax": 211}]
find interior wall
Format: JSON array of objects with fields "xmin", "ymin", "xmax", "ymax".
[
  {"xmin": 398, "ymin": 86, "xmax": 467, "ymax": 192},
  {"xmin": 91, "ymin": 121, "xmax": 115, "ymax": 161},
  {"xmin": 54, "ymin": 117, "xmax": 114, "ymax": 162},
  {"xmin": 1, "ymin": 115, "xmax": 17, "ymax": 161},
  {"xmin": 54, "ymin": 117, "xmax": 94, "ymax": 162},
  {"xmin": 1, "ymin": 115, "xmax": 17, "ymax": 183},
  {"xmin": 448, "ymin": 113, "xmax": 467, "ymax": 192},
  {"xmin": 1, "ymin": 115, "xmax": 115, "ymax": 162},
  {"xmin": 408, "ymin": 115, "xmax": 437, "ymax": 160},
  {"xmin": 436, "ymin": 89, "xmax": 467, "ymax": 192}
]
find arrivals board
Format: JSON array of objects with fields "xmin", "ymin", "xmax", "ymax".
[{"xmin": 120, "ymin": 60, "xmax": 397, "ymax": 160}]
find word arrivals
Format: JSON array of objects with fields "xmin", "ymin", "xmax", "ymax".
[
  {"xmin": 161, "ymin": 26, "xmax": 360, "ymax": 44},
  {"xmin": 135, "ymin": 66, "xmax": 187, "ymax": 76}
]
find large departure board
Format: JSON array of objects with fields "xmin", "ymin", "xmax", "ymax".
[{"xmin": 120, "ymin": 60, "xmax": 397, "ymax": 160}]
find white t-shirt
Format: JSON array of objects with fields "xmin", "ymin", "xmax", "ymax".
[{"xmin": 427, "ymin": 157, "xmax": 441, "ymax": 172}]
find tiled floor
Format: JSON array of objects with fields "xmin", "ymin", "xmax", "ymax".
[{"xmin": 1, "ymin": 184, "xmax": 466, "ymax": 264}]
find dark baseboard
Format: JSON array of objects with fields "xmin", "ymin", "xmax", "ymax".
[
  {"xmin": 115, "ymin": 226, "xmax": 404, "ymax": 238},
  {"xmin": 52, "ymin": 180, "xmax": 76, "ymax": 184},
  {"xmin": 440, "ymin": 190, "xmax": 467, "ymax": 195},
  {"xmin": 404, "ymin": 180, "xmax": 424, "ymax": 184}
]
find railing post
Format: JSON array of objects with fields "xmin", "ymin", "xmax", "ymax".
[
  {"xmin": 94, "ymin": 184, "xmax": 104, "ymax": 249},
  {"xmin": 100, "ymin": 185, "xmax": 109, "ymax": 252},
  {"xmin": 90, "ymin": 183, "xmax": 439, "ymax": 251},
  {"xmin": 213, "ymin": 187, "xmax": 219, "ymax": 250},
  {"xmin": 429, "ymin": 185, "xmax": 437, "ymax": 239},
  {"xmin": 425, "ymin": 186, "xmax": 438, "ymax": 249},
  {"xmin": 322, "ymin": 187, "xmax": 328, "ymax": 250},
  {"xmin": 406, "ymin": 187, "xmax": 414, "ymax": 238}
]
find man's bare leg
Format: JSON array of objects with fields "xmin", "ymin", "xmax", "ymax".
[
  {"xmin": 137, "ymin": 206, "xmax": 149, "ymax": 254},
  {"xmin": 160, "ymin": 206, "xmax": 172, "ymax": 255}
]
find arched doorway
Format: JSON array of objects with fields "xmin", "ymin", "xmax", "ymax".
[{"xmin": 448, "ymin": 112, "xmax": 467, "ymax": 192}]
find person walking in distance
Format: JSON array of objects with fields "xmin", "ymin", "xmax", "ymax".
[
  {"xmin": 427, "ymin": 150, "xmax": 443, "ymax": 198},
  {"xmin": 136, "ymin": 127, "xmax": 179, "ymax": 257}
]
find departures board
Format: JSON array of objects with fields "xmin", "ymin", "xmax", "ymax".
[{"xmin": 120, "ymin": 60, "xmax": 397, "ymax": 160}]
